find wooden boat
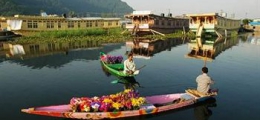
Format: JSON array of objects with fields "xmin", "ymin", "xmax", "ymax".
[
  {"xmin": 0, "ymin": 31, "xmax": 21, "ymax": 41},
  {"xmin": 100, "ymin": 52, "xmax": 139, "ymax": 77},
  {"xmin": 186, "ymin": 13, "xmax": 240, "ymax": 38},
  {"xmin": 124, "ymin": 11, "xmax": 189, "ymax": 36},
  {"xmin": 21, "ymin": 89, "xmax": 217, "ymax": 119}
]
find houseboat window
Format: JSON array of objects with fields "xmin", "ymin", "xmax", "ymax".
[
  {"xmin": 47, "ymin": 21, "xmax": 54, "ymax": 28},
  {"xmin": 161, "ymin": 21, "xmax": 164, "ymax": 26},
  {"xmin": 23, "ymin": 20, "xmax": 27, "ymax": 22},
  {"xmin": 155, "ymin": 20, "xmax": 159, "ymax": 25},
  {"xmin": 108, "ymin": 21, "xmax": 112, "ymax": 26},
  {"xmin": 68, "ymin": 21, "xmax": 74, "ymax": 28},
  {"xmin": 33, "ymin": 22, "xmax": 38, "ymax": 28},
  {"xmin": 86, "ymin": 21, "xmax": 92, "ymax": 27},
  {"xmin": 29, "ymin": 45, "xmax": 39, "ymax": 53},
  {"xmin": 176, "ymin": 21, "xmax": 179, "ymax": 26},
  {"xmin": 167, "ymin": 21, "xmax": 171, "ymax": 26},
  {"xmin": 95, "ymin": 21, "xmax": 98, "ymax": 27},
  {"xmin": 78, "ymin": 22, "xmax": 81, "ymax": 28},
  {"xmin": 27, "ymin": 22, "xmax": 33, "ymax": 28},
  {"xmin": 58, "ymin": 22, "xmax": 61, "ymax": 28}
]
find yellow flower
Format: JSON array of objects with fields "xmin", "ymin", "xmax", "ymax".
[
  {"xmin": 112, "ymin": 102, "xmax": 122, "ymax": 110},
  {"xmin": 124, "ymin": 89, "xmax": 131, "ymax": 93},
  {"xmin": 131, "ymin": 98, "xmax": 139, "ymax": 107},
  {"xmin": 103, "ymin": 98, "xmax": 112, "ymax": 103},
  {"xmin": 138, "ymin": 97, "xmax": 146, "ymax": 104}
]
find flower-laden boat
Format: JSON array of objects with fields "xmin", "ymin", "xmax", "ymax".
[
  {"xmin": 21, "ymin": 89, "xmax": 217, "ymax": 119},
  {"xmin": 100, "ymin": 52, "xmax": 138, "ymax": 77}
]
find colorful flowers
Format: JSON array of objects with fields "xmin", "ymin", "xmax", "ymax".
[
  {"xmin": 101, "ymin": 55, "xmax": 123, "ymax": 64},
  {"xmin": 70, "ymin": 89, "xmax": 146, "ymax": 112}
]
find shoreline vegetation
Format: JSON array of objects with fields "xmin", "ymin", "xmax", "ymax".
[{"xmin": 10, "ymin": 28, "xmax": 194, "ymax": 44}]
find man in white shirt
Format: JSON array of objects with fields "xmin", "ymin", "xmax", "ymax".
[
  {"xmin": 196, "ymin": 67, "xmax": 214, "ymax": 94},
  {"xmin": 123, "ymin": 53, "xmax": 136, "ymax": 75}
]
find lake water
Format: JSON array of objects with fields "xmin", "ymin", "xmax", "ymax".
[{"xmin": 0, "ymin": 33, "xmax": 259, "ymax": 120}]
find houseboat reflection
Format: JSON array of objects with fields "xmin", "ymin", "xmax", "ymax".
[
  {"xmin": 126, "ymin": 38, "xmax": 187, "ymax": 59},
  {"xmin": 186, "ymin": 37, "xmax": 239, "ymax": 62}
]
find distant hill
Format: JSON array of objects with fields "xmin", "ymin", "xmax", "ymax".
[{"xmin": 0, "ymin": 0, "xmax": 134, "ymax": 17}]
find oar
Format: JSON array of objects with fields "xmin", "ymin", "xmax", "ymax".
[{"xmin": 137, "ymin": 65, "xmax": 146, "ymax": 70}]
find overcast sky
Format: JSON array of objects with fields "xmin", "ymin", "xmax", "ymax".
[{"xmin": 121, "ymin": 0, "xmax": 259, "ymax": 19}]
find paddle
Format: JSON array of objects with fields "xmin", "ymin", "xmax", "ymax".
[{"xmin": 137, "ymin": 65, "xmax": 146, "ymax": 70}]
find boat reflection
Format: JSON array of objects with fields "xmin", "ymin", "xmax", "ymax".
[
  {"xmin": 247, "ymin": 33, "xmax": 260, "ymax": 45},
  {"xmin": 101, "ymin": 63, "xmax": 141, "ymax": 90},
  {"xmin": 126, "ymin": 38, "xmax": 187, "ymax": 59},
  {"xmin": 194, "ymin": 97, "xmax": 217, "ymax": 120},
  {"xmin": 186, "ymin": 37, "xmax": 239, "ymax": 62}
]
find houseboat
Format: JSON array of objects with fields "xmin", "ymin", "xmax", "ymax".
[
  {"xmin": 124, "ymin": 11, "xmax": 189, "ymax": 36},
  {"xmin": 0, "ymin": 14, "xmax": 121, "ymax": 35},
  {"xmin": 125, "ymin": 38, "xmax": 186, "ymax": 59},
  {"xmin": 186, "ymin": 37, "xmax": 239, "ymax": 61},
  {"xmin": 186, "ymin": 13, "xmax": 241, "ymax": 38}
]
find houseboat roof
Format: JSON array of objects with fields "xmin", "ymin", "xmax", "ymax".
[
  {"xmin": 186, "ymin": 13, "xmax": 218, "ymax": 17},
  {"xmin": 125, "ymin": 11, "xmax": 188, "ymax": 20},
  {"xmin": 66, "ymin": 17, "xmax": 120, "ymax": 21},
  {"xmin": 2, "ymin": 15, "xmax": 121, "ymax": 21},
  {"xmin": 186, "ymin": 13, "xmax": 240, "ymax": 20}
]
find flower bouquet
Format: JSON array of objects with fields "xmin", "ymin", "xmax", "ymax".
[
  {"xmin": 70, "ymin": 89, "xmax": 146, "ymax": 112},
  {"xmin": 101, "ymin": 55, "xmax": 123, "ymax": 64}
]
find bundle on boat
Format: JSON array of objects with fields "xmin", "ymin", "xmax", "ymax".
[{"xmin": 100, "ymin": 54, "xmax": 123, "ymax": 64}]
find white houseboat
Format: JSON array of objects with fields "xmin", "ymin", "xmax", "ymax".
[
  {"xmin": 186, "ymin": 13, "xmax": 241, "ymax": 38},
  {"xmin": 124, "ymin": 11, "xmax": 189, "ymax": 36}
]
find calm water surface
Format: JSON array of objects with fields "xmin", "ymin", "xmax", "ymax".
[{"xmin": 0, "ymin": 33, "xmax": 259, "ymax": 120}]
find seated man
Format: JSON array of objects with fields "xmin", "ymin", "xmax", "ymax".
[
  {"xmin": 123, "ymin": 53, "xmax": 137, "ymax": 75},
  {"xmin": 196, "ymin": 67, "xmax": 215, "ymax": 94}
]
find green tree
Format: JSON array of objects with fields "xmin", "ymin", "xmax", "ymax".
[{"xmin": 242, "ymin": 19, "xmax": 253, "ymax": 25}]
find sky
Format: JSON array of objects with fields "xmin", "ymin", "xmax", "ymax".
[{"xmin": 121, "ymin": 0, "xmax": 259, "ymax": 19}]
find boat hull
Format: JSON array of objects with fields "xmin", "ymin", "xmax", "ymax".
[{"xmin": 21, "ymin": 90, "xmax": 217, "ymax": 119}]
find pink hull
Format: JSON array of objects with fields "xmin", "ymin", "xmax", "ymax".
[{"xmin": 21, "ymin": 92, "xmax": 214, "ymax": 119}]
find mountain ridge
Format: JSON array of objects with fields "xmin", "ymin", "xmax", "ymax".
[{"xmin": 0, "ymin": 0, "xmax": 134, "ymax": 17}]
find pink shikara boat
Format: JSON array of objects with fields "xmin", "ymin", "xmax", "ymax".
[{"xmin": 21, "ymin": 89, "xmax": 217, "ymax": 119}]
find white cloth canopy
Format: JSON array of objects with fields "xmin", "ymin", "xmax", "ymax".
[{"xmin": 7, "ymin": 20, "xmax": 22, "ymax": 30}]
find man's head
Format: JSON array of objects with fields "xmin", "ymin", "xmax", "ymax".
[
  {"xmin": 128, "ymin": 53, "xmax": 133, "ymax": 61},
  {"xmin": 202, "ymin": 67, "xmax": 208, "ymax": 73}
]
